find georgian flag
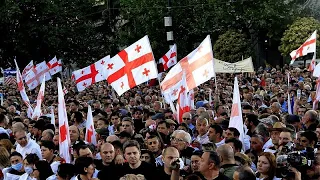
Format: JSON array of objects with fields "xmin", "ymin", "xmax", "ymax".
[{"xmin": 85, "ymin": 105, "xmax": 97, "ymax": 145}]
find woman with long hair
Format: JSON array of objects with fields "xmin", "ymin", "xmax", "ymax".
[
  {"xmin": 256, "ymin": 152, "xmax": 280, "ymax": 180},
  {"xmin": 0, "ymin": 146, "xmax": 10, "ymax": 180}
]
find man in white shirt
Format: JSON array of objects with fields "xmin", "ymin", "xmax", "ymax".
[
  {"xmin": 14, "ymin": 129, "xmax": 42, "ymax": 159},
  {"xmin": 195, "ymin": 117, "xmax": 210, "ymax": 145}
]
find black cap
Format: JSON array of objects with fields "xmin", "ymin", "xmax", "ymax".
[
  {"xmin": 118, "ymin": 131, "xmax": 131, "ymax": 138},
  {"xmin": 151, "ymin": 113, "xmax": 164, "ymax": 120},
  {"xmin": 96, "ymin": 128, "xmax": 109, "ymax": 136}
]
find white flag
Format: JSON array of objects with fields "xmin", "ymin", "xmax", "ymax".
[
  {"xmin": 50, "ymin": 106, "xmax": 55, "ymax": 125},
  {"xmin": 57, "ymin": 78, "xmax": 71, "ymax": 163},
  {"xmin": 85, "ymin": 105, "xmax": 97, "ymax": 145},
  {"xmin": 290, "ymin": 30, "xmax": 317, "ymax": 64},
  {"xmin": 32, "ymin": 75, "xmax": 46, "ymax": 120},
  {"xmin": 229, "ymin": 77, "xmax": 245, "ymax": 148}
]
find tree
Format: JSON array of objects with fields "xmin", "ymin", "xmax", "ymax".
[
  {"xmin": 213, "ymin": 30, "xmax": 251, "ymax": 63},
  {"xmin": 279, "ymin": 17, "xmax": 320, "ymax": 58},
  {"xmin": 0, "ymin": 0, "xmax": 117, "ymax": 68}
]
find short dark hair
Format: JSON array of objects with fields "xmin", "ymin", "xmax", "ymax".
[
  {"xmin": 75, "ymin": 157, "xmax": 93, "ymax": 175},
  {"xmin": 57, "ymin": 163, "xmax": 76, "ymax": 179},
  {"xmin": 209, "ymin": 124, "xmax": 223, "ymax": 136},
  {"xmin": 227, "ymin": 127, "xmax": 240, "ymax": 137},
  {"xmin": 25, "ymin": 153, "xmax": 40, "ymax": 164},
  {"xmin": 122, "ymin": 117, "xmax": 134, "ymax": 126},
  {"xmin": 301, "ymin": 131, "xmax": 318, "ymax": 144},
  {"xmin": 225, "ymin": 138, "xmax": 243, "ymax": 152},
  {"xmin": 98, "ymin": 118, "xmax": 109, "ymax": 125},
  {"xmin": 235, "ymin": 166, "xmax": 256, "ymax": 180},
  {"xmin": 75, "ymin": 144, "xmax": 94, "ymax": 157},
  {"xmin": 123, "ymin": 140, "xmax": 140, "ymax": 152},
  {"xmin": 40, "ymin": 140, "xmax": 55, "ymax": 150},
  {"xmin": 10, "ymin": 151, "xmax": 22, "ymax": 159},
  {"xmin": 242, "ymin": 105, "xmax": 253, "ymax": 111},
  {"xmin": 158, "ymin": 120, "xmax": 170, "ymax": 128},
  {"xmin": 192, "ymin": 150, "xmax": 203, "ymax": 157},
  {"xmin": 111, "ymin": 140, "xmax": 123, "ymax": 152},
  {"xmin": 246, "ymin": 114, "xmax": 259, "ymax": 126},
  {"xmin": 35, "ymin": 160, "xmax": 53, "ymax": 179},
  {"xmin": 207, "ymin": 151, "xmax": 221, "ymax": 167}
]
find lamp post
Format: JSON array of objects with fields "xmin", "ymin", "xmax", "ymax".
[{"xmin": 164, "ymin": 0, "xmax": 174, "ymax": 49}]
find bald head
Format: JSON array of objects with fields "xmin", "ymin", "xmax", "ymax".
[
  {"xmin": 162, "ymin": 146, "xmax": 179, "ymax": 157},
  {"xmin": 106, "ymin": 135, "xmax": 119, "ymax": 143},
  {"xmin": 217, "ymin": 144, "xmax": 235, "ymax": 161},
  {"xmin": 100, "ymin": 143, "xmax": 115, "ymax": 164}
]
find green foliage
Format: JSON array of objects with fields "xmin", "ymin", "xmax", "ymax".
[
  {"xmin": 213, "ymin": 30, "xmax": 251, "ymax": 63},
  {"xmin": 279, "ymin": 17, "xmax": 320, "ymax": 56},
  {"xmin": 0, "ymin": 0, "xmax": 117, "ymax": 68}
]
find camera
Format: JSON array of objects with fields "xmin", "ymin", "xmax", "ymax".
[
  {"xmin": 170, "ymin": 158, "xmax": 180, "ymax": 169},
  {"xmin": 276, "ymin": 148, "xmax": 315, "ymax": 178}
]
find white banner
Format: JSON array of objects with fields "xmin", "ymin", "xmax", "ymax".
[{"xmin": 214, "ymin": 57, "xmax": 254, "ymax": 73}]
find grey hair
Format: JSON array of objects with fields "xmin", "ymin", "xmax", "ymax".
[
  {"xmin": 171, "ymin": 130, "xmax": 192, "ymax": 144},
  {"xmin": 255, "ymin": 123, "xmax": 269, "ymax": 138}
]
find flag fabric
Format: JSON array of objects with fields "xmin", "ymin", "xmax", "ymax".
[
  {"xmin": 25, "ymin": 61, "xmax": 51, "ymax": 90},
  {"xmin": 313, "ymin": 63, "xmax": 320, "ymax": 77},
  {"xmin": 63, "ymin": 86, "xmax": 68, "ymax": 95},
  {"xmin": 32, "ymin": 76, "xmax": 46, "ymax": 120},
  {"xmin": 72, "ymin": 55, "xmax": 110, "ymax": 92},
  {"xmin": 57, "ymin": 77, "xmax": 71, "ymax": 163},
  {"xmin": 85, "ymin": 105, "xmax": 97, "ymax": 145},
  {"xmin": 228, "ymin": 77, "xmax": 245, "ymax": 148},
  {"xmin": 106, "ymin": 36, "xmax": 158, "ymax": 96},
  {"xmin": 22, "ymin": 60, "xmax": 34, "ymax": 80},
  {"xmin": 313, "ymin": 78, "xmax": 320, "ymax": 110},
  {"xmin": 290, "ymin": 30, "xmax": 317, "ymax": 64},
  {"xmin": 159, "ymin": 44, "xmax": 177, "ymax": 71},
  {"xmin": 288, "ymin": 94, "xmax": 293, "ymax": 115},
  {"xmin": 176, "ymin": 73, "xmax": 190, "ymax": 124},
  {"xmin": 14, "ymin": 59, "xmax": 33, "ymax": 118},
  {"xmin": 4, "ymin": 77, "xmax": 16, "ymax": 85},
  {"xmin": 47, "ymin": 56, "xmax": 62, "ymax": 75},
  {"xmin": 161, "ymin": 35, "xmax": 215, "ymax": 99},
  {"xmin": 188, "ymin": 89, "xmax": 195, "ymax": 110},
  {"xmin": 50, "ymin": 106, "xmax": 55, "ymax": 125}
]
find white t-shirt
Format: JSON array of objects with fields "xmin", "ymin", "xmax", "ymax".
[{"xmin": 16, "ymin": 139, "xmax": 42, "ymax": 159}]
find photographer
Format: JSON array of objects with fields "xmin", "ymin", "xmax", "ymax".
[{"xmin": 157, "ymin": 146, "xmax": 181, "ymax": 180}]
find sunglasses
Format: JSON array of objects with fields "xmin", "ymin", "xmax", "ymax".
[{"xmin": 182, "ymin": 118, "xmax": 190, "ymax": 120}]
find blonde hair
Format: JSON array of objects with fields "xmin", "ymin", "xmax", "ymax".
[
  {"xmin": 119, "ymin": 174, "xmax": 145, "ymax": 180},
  {"xmin": 0, "ymin": 139, "xmax": 13, "ymax": 153},
  {"xmin": 0, "ymin": 146, "xmax": 10, "ymax": 168}
]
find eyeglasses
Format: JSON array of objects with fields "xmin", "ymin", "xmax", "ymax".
[
  {"xmin": 171, "ymin": 137, "xmax": 185, "ymax": 142},
  {"xmin": 182, "ymin": 118, "xmax": 190, "ymax": 120}
]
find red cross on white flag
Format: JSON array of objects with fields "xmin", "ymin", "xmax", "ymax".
[
  {"xmin": 106, "ymin": 36, "xmax": 158, "ymax": 96},
  {"xmin": 85, "ymin": 105, "xmax": 97, "ymax": 145},
  {"xmin": 47, "ymin": 56, "xmax": 63, "ymax": 76},
  {"xmin": 25, "ymin": 61, "xmax": 51, "ymax": 90},
  {"xmin": 228, "ymin": 76, "xmax": 244, "ymax": 148},
  {"xmin": 72, "ymin": 55, "xmax": 110, "ymax": 92},
  {"xmin": 176, "ymin": 72, "xmax": 190, "ymax": 124},
  {"xmin": 22, "ymin": 60, "xmax": 34, "ymax": 80},
  {"xmin": 159, "ymin": 44, "xmax": 177, "ymax": 71},
  {"xmin": 57, "ymin": 77, "xmax": 71, "ymax": 163},
  {"xmin": 32, "ymin": 75, "xmax": 46, "ymax": 120},
  {"xmin": 290, "ymin": 30, "xmax": 317, "ymax": 64},
  {"xmin": 161, "ymin": 35, "xmax": 215, "ymax": 100},
  {"xmin": 14, "ymin": 59, "xmax": 33, "ymax": 117}
]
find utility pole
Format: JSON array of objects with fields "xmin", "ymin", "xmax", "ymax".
[{"xmin": 164, "ymin": 0, "xmax": 174, "ymax": 49}]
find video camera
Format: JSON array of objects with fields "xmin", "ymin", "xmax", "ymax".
[{"xmin": 276, "ymin": 142, "xmax": 315, "ymax": 178}]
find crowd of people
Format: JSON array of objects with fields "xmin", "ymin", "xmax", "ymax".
[{"xmin": 0, "ymin": 63, "xmax": 319, "ymax": 180}]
